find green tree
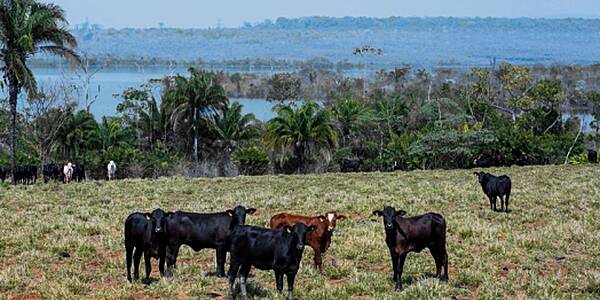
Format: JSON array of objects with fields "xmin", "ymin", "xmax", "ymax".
[
  {"xmin": 163, "ymin": 68, "xmax": 228, "ymax": 162},
  {"xmin": 265, "ymin": 101, "xmax": 338, "ymax": 173},
  {"xmin": 0, "ymin": 0, "xmax": 80, "ymax": 183},
  {"xmin": 332, "ymin": 96, "xmax": 369, "ymax": 147},
  {"xmin": 56, "ymin": 110, "xmax": 98, "ymax": 159}
]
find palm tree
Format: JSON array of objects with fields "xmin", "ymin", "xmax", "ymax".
[
  {"xmin": 332, "ymin": 97, "xmax": 369, "ymax": 147},
  {"xmin": 0, "ymin": 0, "xmax": 80, "ymax": 183},
  {"xmin": 265, "ymin": 101, "xmax": 338, "ymax": 173},
  {"xmin": 163, "ymin": 68, "xmax": 228, "ymax": 162},
  {"xmin": 56, "ymin": 110, "xmax": 98, "ymax": 159},
  {"xmin": 211, "ymin": 101, "xmax": 259, "ymax": 175}
]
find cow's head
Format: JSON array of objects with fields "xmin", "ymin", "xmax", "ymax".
[
  {"xmin": 473, "ymin": 171, "xmax": 487, "ymax": 183},
  {"xmin": 284, "ymin": 223, "xmax": 317, "ymax": 250},
  {"xmin": 226, "ymin": 206, "xmax": 257, "ymax": 229},
  {"xmin": 145, "ymin": 208, "xmax": 171, "ymax": 234},
  {"xmin": 317, "ymin": 212, "xmax": 347, "ymax": 232},
  {"xmin": 372, "ymin": 206, "xmax": 406, "ymax": 230}
]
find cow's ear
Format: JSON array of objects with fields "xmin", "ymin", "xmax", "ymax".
[
  {"xmin": 372, "ymin": 210, "xmax": 383, "ymax": 216},
  {"xmin": 395, "ymin": 210, "xmax": 407, "ymax": 217},
  {"xmin": 144, "ymin": 213, "xmax": 151, "ymax": 220},
  {"xmin": 226, "ymin": 210, "xmax": 234, "ymax": 216},
  {"xmin": 283, "ymin": 225, "xmax": 293, "ymax": 232},
  {"xmin": 336, "ymin": 214, "xmax": 347, "ymax": 221},
  {"xmin": 246, "ymin": 208, "xmax": 257, "ymax": 215},
  {"xmin": 473, "ymin": 172, "xmax": 479, "ymax": 176},
  {"xmin": 317, "ymin": 215, "xmax": 327, "ymax": 222},
  {"xmin": 307, "ymin": 225, "xmax": 317, "ymax": 232},
  {"xmin": 165, "ymin": 212, "xmax": 173, "ymax": 217}
]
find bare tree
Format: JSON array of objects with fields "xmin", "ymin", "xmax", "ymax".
[{"xmin": 70, "ymin": 53, "xmax": 103, "ymax": 112}]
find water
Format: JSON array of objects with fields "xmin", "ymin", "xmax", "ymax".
[{"xmin": 562, "ymin": 113, "xmax": 597, "ymax": 133}]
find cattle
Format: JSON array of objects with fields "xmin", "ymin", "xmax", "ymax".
[
  {"xmin": 372, "ymin": 206, "xmax": 449, "ymax": 292},
  {"xmin": 270, "ymin": 211, "xmax": 346, "ymax": 271},
  {"xmin": 588, "ymin": 149, "xmax": 598, "ymax": 164},
  {"xmin": 227, "ymin": 223, "xmax": 316, "ymax": 300},
  {"xmin": 0, "ymin": 166, "xmax": 6, "ymax": 183},
  {"xmin": 63, "ymin": 163, "xmax": 73, "ymax": 183},
  {"xmin": 124, "ymin": 209, "xmax": 171, "ymax": 283},
  {"xmin": 164, "ymin": 205, "xmax": 256, "ymax": 277},
  {"xmin": 73, "ymin": 164, "xmax": 86, "ymax": 182},
  {"xmin": 43, "ymin": 163, "xmax": 62, "ymax": 183},
  {"xmin": 474, "ymin": 171, "xmax": 512, "ymax": 212},
  {"xmin": 107, "ymin": 160, "xmax": 117, "ymax": 180},
  {"xmin": 14, "ymin": 166, "xmax": 37, "ymax": 184},
  {"xmin": 340, "ymin": 159, "xmax": 361, "ymax": 173}
]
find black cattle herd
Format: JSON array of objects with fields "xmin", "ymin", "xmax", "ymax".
[{"xmin": 123, "ymin": 171, "xmax": 511, "ymax": 299}]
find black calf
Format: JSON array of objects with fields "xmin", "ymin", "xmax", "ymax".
[
  {"xmin": 588, "ymin": 149, "xmax": 597, "ymax": 164},
  {"xmin": 43, "ymin": 164, "xmax": 62, "ymax": 183},
  {"xmin": 227, "ymin": 223, "xmax": 316, "ymax": 300},
  {"xmin": 474, "ymin": 171, "xmax": 512, "ymax": 212},
  {"xmin": 124, "ymin": 209, "xmax": 170, "ymax": 283},
  {"xmin": 373, "ymin": 206, "xmax": 448, "ymax": 292}
]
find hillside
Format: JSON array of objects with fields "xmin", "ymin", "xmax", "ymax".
[{"xmin": 0, "ymin": 164, "xmax": 599, "ymax": 299}]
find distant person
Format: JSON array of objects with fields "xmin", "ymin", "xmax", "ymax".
[{"xmin": 107, "ymin": 161, "xmax": 117, "ymax": 180}]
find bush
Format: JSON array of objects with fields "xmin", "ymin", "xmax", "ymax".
[
  {"xmin": 568, "ymin": 153, "xmax": 588, "ymax": 165},
  {"xmin": 234, "ymin": 146, "xmax": 270, "ymax": 176}
]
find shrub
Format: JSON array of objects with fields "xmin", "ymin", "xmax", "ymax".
[{"xmin": 234, "ymin": 146, "xmax": 270, "ymax": 176}]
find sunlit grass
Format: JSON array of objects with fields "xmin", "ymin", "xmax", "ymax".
[{"xmin": 0, "ymin": 164, "xmax": 599, "ymax": 299}]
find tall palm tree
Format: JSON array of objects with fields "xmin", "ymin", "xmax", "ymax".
[
  {"xmin": 265, "ymin": 101, "xmax": 338, "ymax": 173},
  {"xmin": 332, "ymin": 96, "xmax": 369, "ymax": 147},
  {"xmin": 163, "ymin": 68, "xmax": 228, "ymax": 162},
  {"xmin": 211, "ymin": 101, "xmax": 259, "ymax": 175},
  {"xmin": 0, "ymin": 0, "xmax": 79, "ymax": 183}
]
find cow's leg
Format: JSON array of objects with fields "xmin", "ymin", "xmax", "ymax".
[
  {"xmin": 492, "ymin": 196, "xmax": 498, "ymax": 211},
  {"xmin": 313, "ymin": 248, "xmax": 323, "ymax": 272},
  {"xmin": 285, "ymin": 272, "xmax": 297, "ymax": 300},
  {"xmin": 504, "ymin": 193, "xmax": 510, "ymax": 213},
  {"xmin": 395, "ymin": 254, "xmax": 406, "ymax": 292},
  {"xmin": 227, "ymin": 260, "xmax": 241, "ymax": 300},
  {"xmin": 126, "ymin": 245, "xmax": 134, "ymax": 282},
  {"xmin": 158, "ymin": 254, "xmax": 166, "ymax": 277},
  {"xmin": 488, "ymin": 195, "xmax": 493, "ymax": 210},
  {"xmin": 239, "ymin": 263, "xmax": 251, "ymax": 300},
  {"xmin": 133, "ymin": 247, "xmax": 143, "ymax": 281},
  {"xmin": 216, "ymin": 246, "xmax": 227, "ymax": 277},
  {"xmin": 143, "ymin": 252, "xmax": 152, "ymax": 284},
  {"xmin": 165, "ymin": 244, "xmax": 180, "ymax": 277},
  {"xmin": 389, "ymin": 250, "xmax": 399, "ymax": 283},
  {"xmin": 500, "ymin": 194, "xmax": 505, "ymax": 212},
  {"xmin": 430, "ymin": 247, "xmax": 442, "ymax": 278},
  {"xmin": 275, "ymin": 270, "xmax": 284, "ymax": 292}
]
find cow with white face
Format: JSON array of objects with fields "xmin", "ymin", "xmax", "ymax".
[
  {"xmin": 107, "ymin": 160, "xmax": 117, "ymax": 180},
  {"xmin": 63, "ymin": 162, "xmax": 74, "ymax": 183}
]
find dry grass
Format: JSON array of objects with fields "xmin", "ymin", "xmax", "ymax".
[{"xmin": 0, "ymin": 164, "xmax": 599, "ymax": 299}]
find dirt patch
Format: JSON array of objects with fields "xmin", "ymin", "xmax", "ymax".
[
  {"xmin": 10, "ymin": 292, "xmax": 40, "ymax": 300},
  {"xmin": 329, "ymin": 279, "xmax": 351, "ymax": 286}
]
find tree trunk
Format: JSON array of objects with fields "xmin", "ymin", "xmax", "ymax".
[{"xmin": 9, "ymin": 73, "xmax": 18, "ymax": 185}]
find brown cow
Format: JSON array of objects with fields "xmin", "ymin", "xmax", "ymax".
[{"xmin": 270, "ymin": 211, "xmax": 346, "ymax": 271}]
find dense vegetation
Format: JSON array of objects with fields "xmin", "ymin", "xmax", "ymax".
[
  {"xmin": 1, "ymin": 61, "xmax": 599, "ymax": 180},
  {"xmin": 1, "ymin": 165, "xmax": 599, "ymax": 299}
]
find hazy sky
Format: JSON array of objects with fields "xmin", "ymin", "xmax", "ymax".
[{"xmin": 49, "ymin": 0, "xmax": 600, "ymax": 28}]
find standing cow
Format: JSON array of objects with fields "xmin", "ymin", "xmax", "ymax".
[
  {"xmin": 0, "ymin": 166, "xmax": 6, "ymax": 183},
  {"xmin": 373, "ymin": 206, "xmax": 449, "ymax": 292},
  {"xmin": 474, "ymin": 171, "xmax": 512, "ymax": 212},
  {"xmin": 270, "ymin": 211, "xmax": 346, "ymax": 271},
  {"xmin": 107, "ymin": 160, "xmax": 117, "ymax": 180},
  {"xmin": 164, "ymin": 205, "xmax": 256, "ymax": 277},
  {"xmin": 63, "ymin": 163, "xmax": 74, "ymax": 183}
]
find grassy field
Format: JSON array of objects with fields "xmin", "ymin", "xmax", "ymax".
[{"xmin": 0, "ymin": 165, "xmax": 599, "ymax": 299}]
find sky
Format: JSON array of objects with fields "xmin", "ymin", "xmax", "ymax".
[{"xmin": 50, "ymin": 0, "xmax": 600, "ymax": 28}]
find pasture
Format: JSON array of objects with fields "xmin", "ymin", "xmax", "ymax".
[{"xmin": 0, "ymin": 165, "xmax": 599, "ymax": 299}]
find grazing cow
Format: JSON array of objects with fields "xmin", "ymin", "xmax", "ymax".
[
  {"xmin": 107, "ymin": 160, "xmax": 117, "ymax": 180},
  {"xmin": 474, "ymin": 171, "xmax": 512, "ymax": 212},
  {"xmin": 588, "ymin": 149, "xmax": 598, "ymax": 164},
  {"xmin": 43, "ymin": 163, "xmax": 62, "ymax": 183},
  {"xmin": 124, "ymin": 209, "xmax": 171, "ymax": 283},
  {"xmin": 372, "ymin": 206, "xmax": 449, "ymax": 292},
  {"xmin": 63, "ymin": 163, "xmax": 74, "ymax": 183},
  {"xmin": 270, "ymin": 211, "xmax": 346, "ymax": 271},
  {"xmin": 227, "ymin": 223, "xmax": 316, "ymax": 300},
  {"xmin": 73, "ymin": 164, "xmax": 86, "ymax": 182},
  {"xmin": 164, "ymin": 206, "xmax": 256, "ymax": 277},
  {"xmin": 0, "ymin": 166, "xmax": 6, "ymax": 183},
  {"xmin": 340, "ymin": 159, "xmax": 361, "ymax": 173}
]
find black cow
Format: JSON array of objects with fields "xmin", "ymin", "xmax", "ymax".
[
  {"xmin": 372, "ymin": 206, "xmax": 448, "ymax": 292},
  {"xmin": 474, "ymin": 171, "xmax": 512, "ymax": 212},
  {"xmin": 164, "ymin": 205, "xmax": 256, "ymax": 277},
  {"xmin": 588, "ymin": 149, "xmax": 598, "ymax": 164},
  {"xmin": 73, "ymin": 164, "xmax": 86, "ymax": 182},
  {"xmin": 14, "ymin": 166, "xmax": 37, "ymax": 184},
  {"xmin": 227, "ymin": 223, "xmax": 316, "ymax": 300},
  {"xmin": 124, "ymin": 209, "xmax": 171, "ymax": 283},
  {"xmin": 43, "ymin": 163, "xmax": 63, "ymax": 183},
  {"xmin": 340, "ymin": 159, "xmax": 361, "ymax": 173},
  {"xmin": 0, "ymin": 166, "xmax": 6, "ymax": 183}
]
